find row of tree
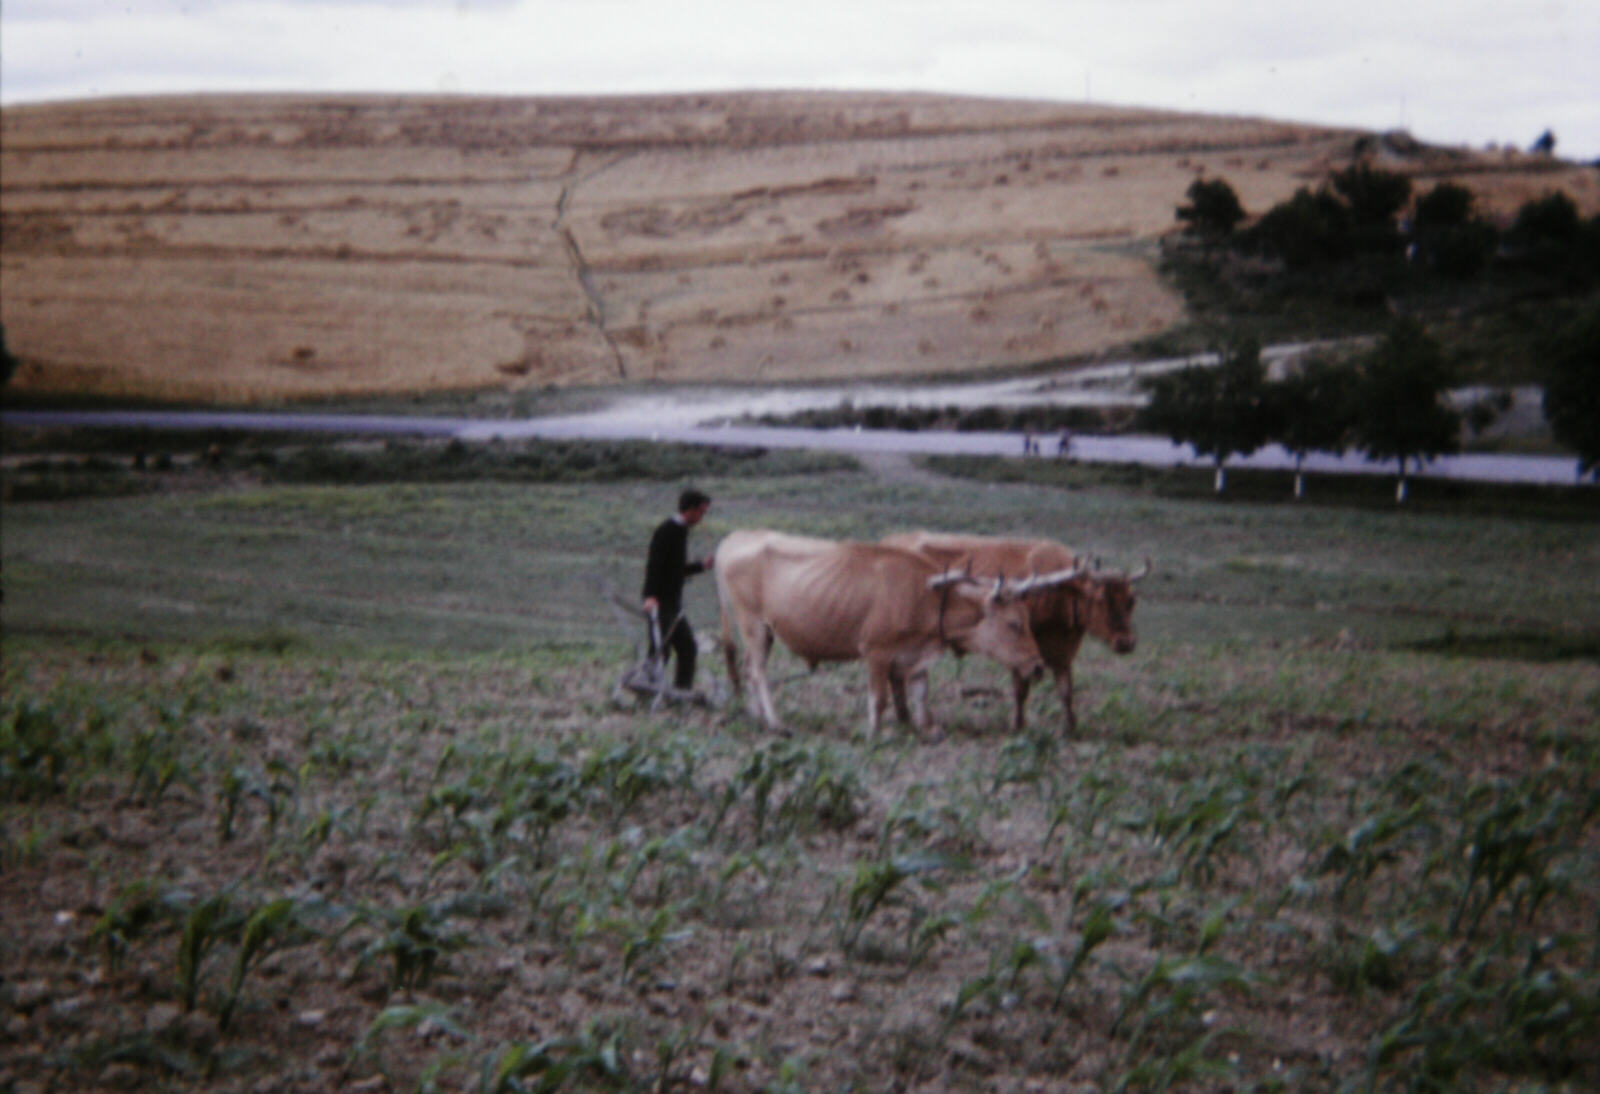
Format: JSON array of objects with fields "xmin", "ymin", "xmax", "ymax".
[
  {"xmin": 1177, "ymin": 166, "xmax": 1599, "ymax": 287},
  {"xmin": 1139, "ymin": 312, "xmax": 1599, "ymax": 499}
]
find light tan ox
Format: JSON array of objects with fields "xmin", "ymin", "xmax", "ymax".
[
  {"xmin": 715, "ymin": 529, "xmax": 1073, "ymax": 738},
  {"xmin": 884, "ymin": 532, "xmax": 1149, "ymax": 734}
]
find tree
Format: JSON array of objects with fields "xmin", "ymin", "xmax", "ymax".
[
  {"xmin": 1141, "ymin": 334, "xmax": 1271, "ymax": 493},
  {"xmin": 1176, "ymin": 177, "xmax": 1246, "ymax": 240},
  {"xmin": 0, "ymin": 323, "xmax": 16, "ymax": 389},
  {"xmin": 1332, "ymin": 163, "xmax": 1412, "ymax": 229},
  {"xmin": 1505, "ymin": 190, "xmax": 1597, "ymax": 288},
  {"xmin": 1331, "ymin": 163, "xmax": 1412, "ymax": 256},
  {"xmin": 1410, "ymin": 182, "xmax": 1497, "ymax": 279},
  {"xmin": 1542, "ymin": 306, "xmax": 1600, "ymax": 481},
  {"xmin": 1266, "ymin": 354, "xmax": 1359, "ymax": 498},
  {"xmin": 1511, "ymin": 190, "xmax": 1580, "ymax": 247},
  {"xmin": 1247, "ymin": 187, "xmax": 1353, "ymax": 269},
  {"xmin": 1412, "ymin": 182, "xmax": 1475, "ymax": 231},
  {"xmin": 1351, "ymin": 320, "xmax": 1461, "ymax": 502}
]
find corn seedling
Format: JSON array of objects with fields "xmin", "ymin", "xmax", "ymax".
[
  {"xmin": 88, "ymin": 879, "xmax": 192, "ymax": 974},
  {"xmin": 1140, "ymin": 767, "xmax": 1265, "ymax": 885},
  {"xmin": 480, "ymin": 1024, "xmax": 629, "ymax": 1094},
  {"xmin": 1361, "ymin": 938, "xmax": 1600, "ymax": 1093},
  {"xmin": 837, "ymin": 852, "xmax": 953, "ymax": 957},
  {"xmin": 216, "ymin": 895, "xmax": 326, "ymax": 1030},
  {"xmin": 879, "ymin": 783, "xmax": 984, "ymax": 861},
  {"xmin": 1051, "ymin": 897, "xmax": 1121, "ymax": 1011},
  {"xmin": 1, "ymin": 701, "xmax": 82, "ymax": 799},
  {"xmin": 353, "ymin": 1002, "xmax": 471, "ymax": 1085},
  {"xmin": 579, "ymin": 739, "xmax": 690, "ymax": 819},
  {"xmin": 653, "ymin": 1018, "xmax": 738, "ymax": 1094},
  {"xmin": 1317, "ymin": 801, "xmax": 1439, "ymax": 911},
  {"xmin": 127, "ymin": 722, "xmax": 195, "ymax": 805},
  {"xmin": 500, "ymin": 755, "xmax": 581, "ymax": 866},
  {"xmin": 1325, "ymin": 921, "xmax": 1435, "ymax": 998},
  {"xmin": 1110, "ymin": 952, "xmax": 1257, "ymax": 1050},
  {"xmin": 177, "ymin": 891, "xmax": 246, "ymax": 1012},
  {"xmin": 620, "ymin": 905, "xmax": 693, "ymax": 982},
  {"xmin": 991, "ymin": 726, "xmax": 1062, "ymax": 797},
  {"xmin": 215, "ymin": 762, "xmax": 296, "ymax": 843},
  {"xmin": 715, "ymin": 740, "xmax": 863, "ymax": 844},
  {"xmin": 1105, "ymin": 1027, "xmax": 1240, "ymax": 1094},
  {"xmin": 1043, "ymin": 766, "xmax": 1124, "ymax": 851},
  {"xmin": 1449, "ymin": 778, "xmax": 1588, "ymax": 939},
  {"xmin": 356, "ymin": 898, "xmax": 472, "ymax": 995},
  {"xmin": 59, "ymin": 1032, "xmax": 205, "ymax": 1083}
]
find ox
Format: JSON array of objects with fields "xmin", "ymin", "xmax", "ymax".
[
  {"xmin": 715, "ymin": 529, "xmax": 1070, "ymax": 738},
  {"xmin": 883, "ymin": 532, "xmax": 1149, "ymax": 734}
]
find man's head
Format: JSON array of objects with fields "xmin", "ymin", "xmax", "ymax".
[{"xmin": 678, "ymin": 488, "xmax": 711, "ymax": 526}]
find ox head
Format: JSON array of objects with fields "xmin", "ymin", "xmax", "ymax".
[
  {"xmin": 1077, "ymin": 558, "xmax": 1149, "ymax": 654},
  {"xmin": 928, "ymin": 570, "xmax": 1046, "ymax": 679}
]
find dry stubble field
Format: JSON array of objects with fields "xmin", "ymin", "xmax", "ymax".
[{"xmin": 5, "ymin": 92, "xmax": 1598, "ymax": 402}]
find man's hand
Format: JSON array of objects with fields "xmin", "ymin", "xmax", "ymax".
[
  {"xmin": 704, "ymin": 554, "xmax": 716, "ymax": 569},
  {"xmin": 643, "ymin": 596, "xmax": 659, "ymax": 615}
]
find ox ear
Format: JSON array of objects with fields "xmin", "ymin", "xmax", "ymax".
[{"xmin": 1128, "ymin": 558, "xmax": 1153, "ymax": 584}]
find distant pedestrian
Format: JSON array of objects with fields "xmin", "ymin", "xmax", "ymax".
[
  {"xmin": 1056, "ymin": 429, "xmax": 1073, "ymax": 458},
  {"xmin": 641, "ymin": 488, "xmax": 714, "ymax": 690}
]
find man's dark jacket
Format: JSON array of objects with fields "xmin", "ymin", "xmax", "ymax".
[{"xmin": 641, "ymin": 516, "xmax": 706, "ymax": 619}]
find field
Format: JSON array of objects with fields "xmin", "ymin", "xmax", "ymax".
[
  {"xmin": 6, "ymin": 92, "xmax": 1598, "ymax": 402},
  {"xmin": 2, "ymin": 442, "xmax": 1598, "ymax": 1093}
]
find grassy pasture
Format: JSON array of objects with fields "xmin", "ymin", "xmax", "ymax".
[{"xmin": 2, "ymin": 442, "xmax": 1598, "ymax": 1093}]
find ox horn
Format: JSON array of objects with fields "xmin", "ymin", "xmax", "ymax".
[
  {"xmin": 1128, "ymin": 558, "xmax": 1153, "ymax": 584},
  {"xmin": 927, "ymin": 564, "xmax": 973, "ymax": 591},
  {"xmin": 1008, "ymin": 564, "xmax": 1083, "ymax": 597}
]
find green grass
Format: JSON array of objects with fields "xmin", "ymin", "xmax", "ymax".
[{"xmin": 2, "ymin": 443, "xmax": 1597, "ymax": 1093}]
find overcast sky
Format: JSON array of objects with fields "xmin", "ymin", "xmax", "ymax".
[{"xmin": 3, "ymin": 0, "xmax": 1597, "ymax": 161}]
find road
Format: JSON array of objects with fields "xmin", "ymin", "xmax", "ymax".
[{"xmin": 4, "ymin": 401, "xmax": 1587, "ymax": 486}]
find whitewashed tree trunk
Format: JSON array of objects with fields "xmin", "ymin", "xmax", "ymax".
[{"xmin": 1214, "ymin": 465, "xmax": 1226, "ymax": 493}]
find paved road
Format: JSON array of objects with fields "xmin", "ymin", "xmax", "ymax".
[{"xmin": 5, "ymin": 405, "xmax": 1587, "ymax": 486}]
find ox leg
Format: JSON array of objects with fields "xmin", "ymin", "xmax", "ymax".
[
  {"xmin": 1037, "ymin": 631, "xmax": 1083, "ymax": 737},
  {"xmin": 907, "ymin": 670, "xmax": 940, "ymax": 741},
  {"xmin": 864, "ymin": 658, "xmax": 896, "ymax": 740},
  {"xmin": 722, "ymin": 632, "xmax": 743, "ymax": 699},
  {"xmin": 742, "ymin": 622, "xmax": 785, "ymax": 733},
  {"xmin": 1055, "ymin": 663, "xmax": 1078, "ymax": 736},
  {"xmin": 888, "ymin": 664, "xmax": 913, "ymax": 726},
  {"xmin": 1010, "ymin": 670, "xmax": 1035, "ymax": 733}
]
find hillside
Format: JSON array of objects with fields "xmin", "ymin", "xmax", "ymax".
[{"xmin": 3, "ymin": 91, "xmax": 1596, "ymax": 403}]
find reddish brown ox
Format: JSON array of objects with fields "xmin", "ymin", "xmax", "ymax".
[
  {"xmin": 883, "ymin": 532, "xmax": 1149, "ymax": 734},
  {"xmin": 715, "ymin": 529, "xmax": 1061, "ymax": 738}
]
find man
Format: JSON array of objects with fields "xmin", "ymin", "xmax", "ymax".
[{"xmin": 641, "ymin": 488, "xmax": 714, "ymax": 691}]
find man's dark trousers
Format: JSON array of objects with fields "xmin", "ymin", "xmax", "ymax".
[{"xmin": 651, "ymin": 605, "xmax": 697, "ymax": 691}]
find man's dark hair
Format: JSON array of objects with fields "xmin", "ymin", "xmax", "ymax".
[{"xmin": 678, "ymin": 488, "xmax": 710, "ymax": 513}]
